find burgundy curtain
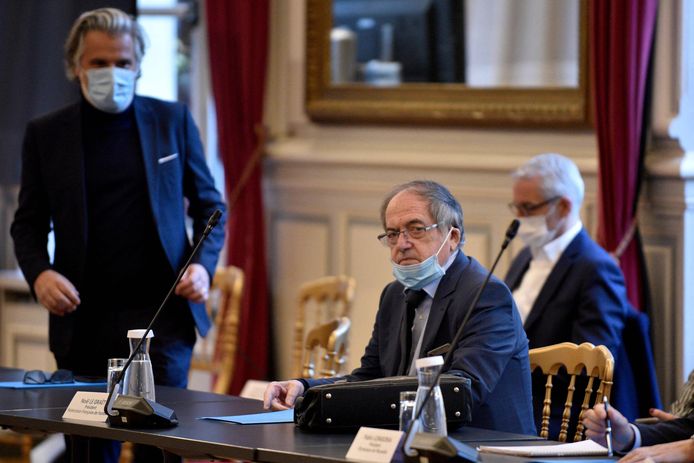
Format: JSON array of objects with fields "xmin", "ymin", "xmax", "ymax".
[
  {"xmin": 206, "ymin": 0, "xmax": 270, "ymax": 394},
  {"xmin": 591, "ymin": 0, "xmax": 657, "ymax": 311}
]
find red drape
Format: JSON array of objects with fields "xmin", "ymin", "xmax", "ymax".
[
  {"xmin": 591, "ymin": 0, "xmax": 657, "ymax": 311},
  {"xmin": 206, "ymin": 0, "xmax": 270, "ymax": 394}
]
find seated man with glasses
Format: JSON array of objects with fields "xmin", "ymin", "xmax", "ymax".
[
  {"xmin": 504, "ymin": 153, "xmax": 636, "ymax": 436},
  {"xmin": 264, "ymin": 180, "xmax": 536, "ymax": 435}
]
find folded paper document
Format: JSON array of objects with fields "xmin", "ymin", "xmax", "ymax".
[
  {"xmin": 478, "ymin": 439, "xmax": 608, "ymax": 457},
  {"xmin": 200, "ymin": 409, "xmax": 294, "ymax": 424},
  {"xmin": 0, "ymin": 381, "xmax": 106, "ymax": 389}
]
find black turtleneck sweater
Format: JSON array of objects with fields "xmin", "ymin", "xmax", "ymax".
[{"xmin": 80, "ymin": 99, "xmax": 173, "ymax": 315}]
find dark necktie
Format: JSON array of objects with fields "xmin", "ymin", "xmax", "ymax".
[{"xmin": 402, "ymin": 289, "xmax": 427, "ymax": 375}]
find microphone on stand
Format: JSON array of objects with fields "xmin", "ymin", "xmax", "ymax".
[
  {"xmin": 104, "ymin": 209, "xmax": 223, "ymax": 428},
  {"xmin": 402, "ymin": 219, "xmax": 520, "ymax": 460}
]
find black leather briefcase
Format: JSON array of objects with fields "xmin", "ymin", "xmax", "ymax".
[{"xmin": 294, "ymin": 375, "xmax": 472, "ymax": 431}]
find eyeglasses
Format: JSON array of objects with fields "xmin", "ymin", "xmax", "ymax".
[
  {"xmin": 377, "ymin": 223, "xmax": 439, "ymax": 247},
  {"xmin": 508, "ymin": 196, "xmax": 560, "ymax": 216},
  {"xmin": 23, "ymin": 369, "xmax": 74, "ymax": 385}
]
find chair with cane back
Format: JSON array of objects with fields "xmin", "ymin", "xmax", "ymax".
[{"xmin": 529, "ymin": 342, "xmax": 614, "ymax": 442}]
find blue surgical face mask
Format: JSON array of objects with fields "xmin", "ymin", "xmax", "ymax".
[
  {"xmin": 81, "ymin": 67, "xmax": 136, "ymax": 113},
  {"xmin": 391, "ymin": 228, "xmax": 453, "ymax": 290}
]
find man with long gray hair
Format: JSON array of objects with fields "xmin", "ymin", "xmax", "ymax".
[{"xmin": 11, "ymin": 7, "xmax": 225, "ymax": 462}]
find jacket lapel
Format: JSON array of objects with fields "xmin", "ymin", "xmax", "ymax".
[
  {"xmin": 133, "ymin": 97, "xmax": 160, "ymax": 222},
  {"xmin": 420, "ymin": 252, "xmax": 468, "ymax": 355},
  {"xmin": 524, "ymin": 230, "xmax": 584, "ymax": 331},
  {"xmin": 505, "ymin": 248, "xmax": 532, "ymax": 290},
  {"xmin": 57, "ymin": 104, "xmax": 87, "ymax": 247}
]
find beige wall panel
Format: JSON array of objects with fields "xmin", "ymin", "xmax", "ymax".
[
  {"xmin": 461, "ymin": 226, "xmax": 491, "ymax": 269},
  {"xmin": 4, "ymin": 323, "xmax": 55, "ymax": 371},
  {"xmin": 13, "ymin": 335, "xmax": 56, "ymax": 371},
  {"xmin": 1, "ymin": 295, "xmax": 54, "ymax": 370},
  {"xmin": 271, "ymin": 215, "xmax": 329, "ymax": 379},
  {"xmin": 346, "ymin": 221, "xmax": 393, "ymax": 372}
]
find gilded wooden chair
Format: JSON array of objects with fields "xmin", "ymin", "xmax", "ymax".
[
  {"xmin": 302, "ymin": 317, "xmax": 351, "ymax": 378},
  {"xmin": 529, "ymin": 342, "xmax": 614, "ymax": 442},
  {"xmin": 292, "ymin": 275, "xmax": 356, "ymax": 378},
  {"xmin": 189, "ymin": 265, "xmax": 245, "ymax": 394}
]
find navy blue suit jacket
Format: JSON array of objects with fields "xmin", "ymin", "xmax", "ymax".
[
  {"xmin": 11, "ymin": 96, "xmax": 226, "ymax": 356},
  {"xmin": 636, "ymin": 413, "xmax": 694, "ymax": 446},
  {"xmin": 505, "ymin": 228, "xmax": 660, "ymax": 423},
  {"xmin": 505, "ymin": 229, "xmax": 627, "ymax": 355},
  {"xmin": 308, "ymin": 252, "xmax": 536, "ymax": 435}
]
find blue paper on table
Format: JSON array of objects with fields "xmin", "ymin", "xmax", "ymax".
[
  {"xmin": 201, "ymin": 409, "xmax": 294, "ymax": 424},
  {"xmin": 0, "ymin": 381, "xmax": 107, "ymax": 389},
  {"xmin": 531, "ymin": 460, "xmax": 618, "ymax": 463}
]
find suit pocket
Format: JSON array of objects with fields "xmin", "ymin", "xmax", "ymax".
[
  {"xmin": 158, "ymin": 152, "xmax": 183, "ymax": 198},
  {"xmin": 158, "ymin": 152, "xmax": 179, "ymax": 164}
]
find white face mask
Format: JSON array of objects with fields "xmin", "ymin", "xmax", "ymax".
[
  {"xmin": 391, "ymin": 228, "xmax": 453, "ymax": 290},
  {"xmin": 517, "ymin": 214, "xmax": 558, "ymax": 249},
  {"xmin": 81, "ymin": 67, "xmax": 136, "ymax": 113}
]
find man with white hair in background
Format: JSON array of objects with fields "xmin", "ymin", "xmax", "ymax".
[{"xmin": 504, "ymin": 153, "xmax": 629, "ymax": 437}]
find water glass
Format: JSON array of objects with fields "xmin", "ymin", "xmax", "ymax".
[
  {"xmin": 399, "ymin": 390, "xmax": 417, "ymax": 432},
  {"xmin": 107, "ymin": 358, "xmax": 126, "ymax": 394}
]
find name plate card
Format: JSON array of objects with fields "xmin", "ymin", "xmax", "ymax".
[
  {"xmin": 346, "ymin": 426, "xmax": 403, "ymax": 463},
  {"xmin": 62, "ymin": 391, "xmax": 109, "ymax": 423}
]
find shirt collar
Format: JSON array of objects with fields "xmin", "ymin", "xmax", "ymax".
[
  {"xmin": 422, "ymin": 249, "xmax": 459, "ymax": 298},
  {"xmin": 533, "ymin": 220, "xmax": 582, "ymax": 262}
]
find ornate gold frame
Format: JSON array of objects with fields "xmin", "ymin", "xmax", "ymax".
[{"xmin": 306, "ymin": 0, "xmax": 590, "ymax": 127}]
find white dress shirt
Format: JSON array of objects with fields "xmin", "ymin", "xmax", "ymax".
[{"xmin": 512, "ymin": 221, "xmax": 583, "ymax": 324}]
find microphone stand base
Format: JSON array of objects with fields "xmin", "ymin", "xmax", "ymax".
[
  {"xmin": 408, "ymin": 433, "xmax": 478, "ymax": 463},
  {"xmin": 107, "ymin": 395, "xmax": 178, "ymax": 428}
]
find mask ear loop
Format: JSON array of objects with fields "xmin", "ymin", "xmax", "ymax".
[
  {"xmin": 450, "ymin": 226, "xmax": 464, "ymax": 249},
  {"xmin": 544, "ymin": 199, "xmax": 565, "ymax": 233},
  {"xmin": 546, "ymin": 199, "xmax": 559, "ymax": 217},
  {"xmin": 435, "ymin": 227, "xmax": 455, "ymax": 256}
]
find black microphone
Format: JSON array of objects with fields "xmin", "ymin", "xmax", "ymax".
[
  {"xmin": 502, "ymin": 218, "xmax": 520, "ymax": 248},
  {"xmin": 104, "ymin": 209, "xmax": 224, "ymax": 428},
  {"xmin": 205, "ymin": 209, "xmax": 223, "ymax": 234},
  {"xmin": 402, "ymin": 219, "xmax": 520, "ymax": 459}
]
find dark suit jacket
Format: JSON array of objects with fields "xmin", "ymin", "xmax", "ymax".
[
  {"xmin": 505, "ymin": 229, "xmax": 627, "ymax": 354},
  {"xmin": 612, "ymin": 309, "xmax": 662, "ymax": 420},
  {"xmin": 505, "ymin": 228, "xmax": 660, "ymax": 427},
  {"xmin": 308, "ymin": 252, "xmax": 536, "ymax": 435},
  {"xmin": 11, "ymin": 96, "xmax": 226, "ymax": 356},
  {"xmin": 636, "ymin": 413, "xmax": 694, "ymax": 446}
]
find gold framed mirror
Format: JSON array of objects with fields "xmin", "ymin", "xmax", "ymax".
[{"xmin": 306, "ymin": 0, "xmax": 590, "ymax": 126}]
